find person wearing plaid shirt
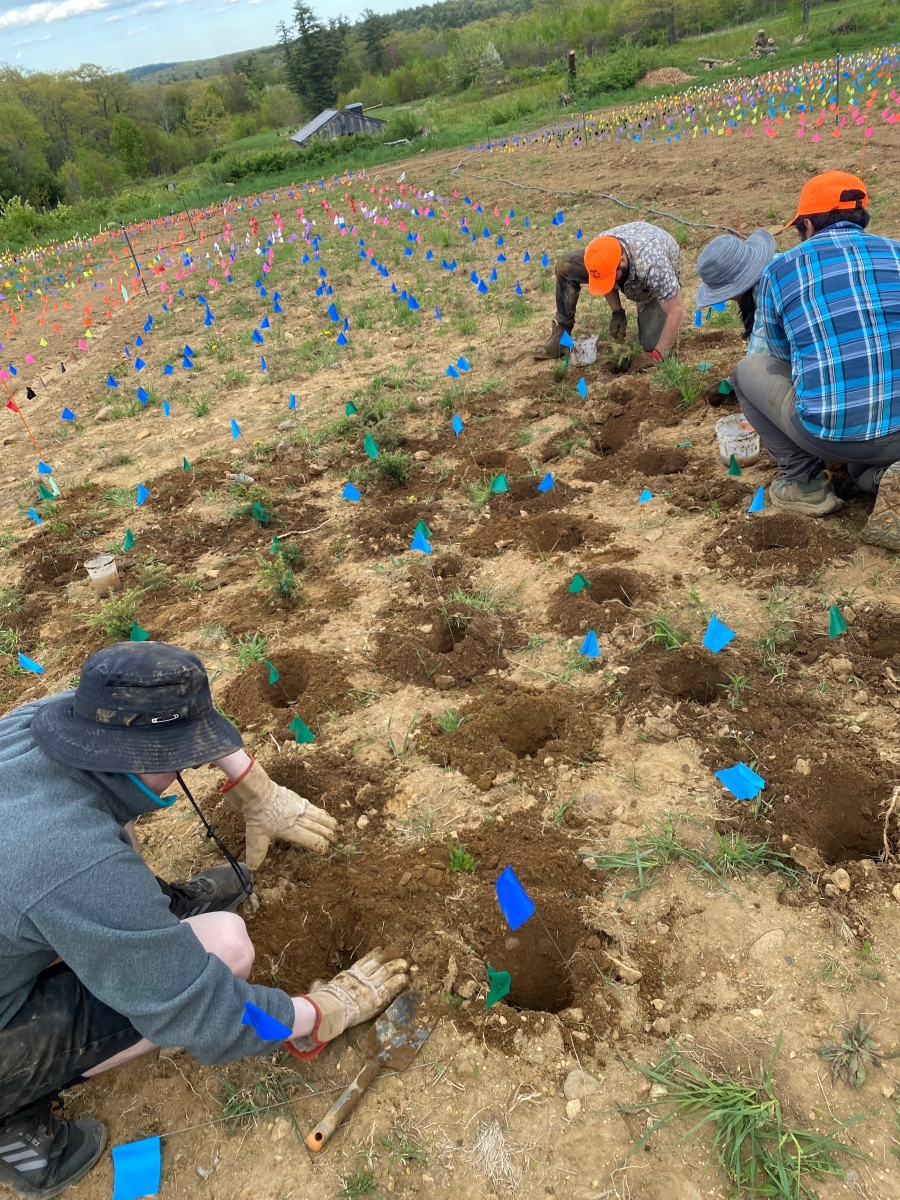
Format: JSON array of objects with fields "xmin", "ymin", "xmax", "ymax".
[{"xmin": 733, "ymin": 170, "xmax": 900, "ymax": 549}]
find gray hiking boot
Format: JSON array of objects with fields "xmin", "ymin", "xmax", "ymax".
[
  {"xmin": 532, "ymin": 322, "xmax": 568, "ymax": 360},
  {"xmin": 862, "ymin": 460, "xmax": 900, "ymax": 551},
  {"xmin": 769, "ymin": 470, "xmax": 843, "ymax": 516},
  {"xmin": 0, "ymin": 1098, "xmax": 105, "ymax": 1199},
  {"xmin": 165, "ymin": 863, "xmax": 253, "ymax": 918}
]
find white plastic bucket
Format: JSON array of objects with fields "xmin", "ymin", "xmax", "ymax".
[
  {"xmin": 715, "ymin": 413, "xmax": 760, "ymax": 467},
  {"xmin": 570, "ymin": 335, "xmax": 598, "ymax": 367},
  {"xmin": 85, "ymin": 554, "xmax": 121, "ymax": 598}
]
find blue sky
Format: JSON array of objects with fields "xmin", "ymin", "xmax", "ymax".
[{"xmin": 0, "ymin": 0, "xmax": 398, "ymax": 73}]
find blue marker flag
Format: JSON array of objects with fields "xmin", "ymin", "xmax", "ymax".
[
  {"xmin": 523, "ymin": 251, "xmax": 531, "ymax": 264},
  {"xmin": 495, "ymin": 865, "xmax": 535, "ymax": 931},
  {"xmin": 107, "ymin": 375, "xmax": 119, "ymax": 388},
  {"xmin": 715, "ymin": 762, "xmax": 765, "ymax": 801},
  {"xmin": 559, "ymin": 330, "xmax": 574, "ymax": 349},
  {"xmin": 135, "ymin": 484, "xmax": 150, "ymax": 506},
  {"xmin": 327, "ymin": 303, "xmax": 340, "ymax": 322},
  {"xmin": 289, "ymin": 394, "xmax": 297, "ymax": 411},
  {"xmin": 111, "ymin": 1137, "xmax": 161, "ymax": 1200},
  {"xmin": 580, "ymin": 630, "xmax": 600, "ymax": 658},
  {"xmin": 260, "ymin": 356, "xmax": 267, "ymax": 372},
  {"xmin": 515, "ymin": 282, "xmax": 523, "ymax": 296},
  {"xmin": 163, "ymin": 364, "xmax": 173, "ymax": 376},
  {"xmin": 452, "ymin": 414, "xmax": 464, "ymax": 435},
  {"xmin": 38, "ymin": 461, "xmax": 53, "ymax": 475},
  {"xmin": 703, "ymin": 615, "xmax": 736, "ymax": 654},
  {"xmin": 410, "ymin": 529, "xmax": 432, "ymax": 554},
  {"xmin": 134, "ymin": 358, "xmax": 145, "ymax": 371},
  {"xmin": 537, "ymin": 472, "xmax": 554, "ymax": 492},
  {"xmin": 61, "ymin": 407, "xmax": 75, "ymax": 421},
  {"xmin": 231, "ymin": 419, "xmax": 241, "ymax": 439},
  {"xmin": 251, "ymin": 329, "xmax": 264, "ymax": 344},
  {"xmin": 477, "ymin": 280, "xmax": 489, "ymax": 294},
  {"xmin": 27, "ymin": 508, "xmax": 41, "ymax": 525},
  {"xmin": 576, "ymin": 377, "xmax": 588, "ymax": 399},
  {"xmin": 17, "ymin": 653, "xmax": 44, "ymax": 675},
  {"xmin": 162, "ymin": 401, "xmax": 170, "ymax": 417},
  {"xmin": 446, "ymin": 364, "xmax": 460, "ymax": 379},
  {"xmin": 541, "ymin": 253, "xmax": 550, "ymax": 267},
  {"xmin": 457, "ymin": 357, "xmax": 470, "ymax": 372},
  {"xmin": 260, "ymin": 316, "xmax": 270, "ymax": 329},
  {"xmin": 241, "ymin": 1001, "xmax": 292, "ymax": 1041},
  {"xmin": 136, "ymin": 388, "xmax": 149, "ymax": 404},
  {"xmin": 342, "ymin": 482, "xmax": 361, "ymax": 502},
  {"xmin": 639, "ymin": 489, "xmax": 653, "ymax": 504},
  {"xmin": 748, "ymin": 487, "xmax": 765, "ymax": 513}
]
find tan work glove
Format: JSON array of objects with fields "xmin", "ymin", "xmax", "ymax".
[
  {"xmin": 289, "ymin": 947, "xmax": 409, "ymax": 1060},
  {"xmin": 629, "ymin": 351, "xmax": 661, "ymax": 373},
  {"xmin": 609, "ymin": 310, "xmax": 628, "ymax": 343},
  {"xmin": 221, "ymin": 757, "xmax": 337, "ymax": 870}
]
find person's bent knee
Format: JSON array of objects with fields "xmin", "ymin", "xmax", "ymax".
[{"xmin": 184, "ymin": 911, "xmax": 255, "ymax": 979}]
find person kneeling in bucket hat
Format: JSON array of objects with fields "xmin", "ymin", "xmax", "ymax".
[{"xmin": 0, "ymin": 642, "xmax": 408, "ymax": 1199}]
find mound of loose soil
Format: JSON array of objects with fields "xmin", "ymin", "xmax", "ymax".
[
  {"xmin": 426, "ymin": 685, "xmax": 599, "ymax": 789},
  {"xmin": 464, "ymin": 511, "xmax": 611, "ymax": 557},
  {"xmin": 545, "ymin": 568, "xmax": 656, "ymax": 637},
  {"xmin": 704, "ymin": 510, "xmax": 850, "ymax": 575},
  {"xmin": 638, "ymin": 67, "xmax": 694, "ymax": 87},
  {"xmin": 217, "ymin": 648, "xmax": 350, "ymax": 737},
  {"xmin": 374, "ymin": 601, "xmax": 512, "ymax": 688}
]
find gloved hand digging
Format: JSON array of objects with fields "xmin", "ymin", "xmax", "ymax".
[
  {"xmin": 221, "ymin": 757, "xmax": 337, "ymax": 870},
  {"xmin": 629, "ymin": 351, "xmax": 661, "ymax": 373},
  {"xmin": 609, "ymin": 310, "xmax": 628, "ymax": 343},
  {"xmin": 289, "ymin": 947, "xmax": 409, "ymax": 1059}
]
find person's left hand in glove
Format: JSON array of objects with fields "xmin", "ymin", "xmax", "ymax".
[
  {"xmin": 629, "ymin": 350, "xmax": 662, "ymax": 373},
  {"xmin": 218, "ymin": 754, "xmax": 338, "ymax": 870}
]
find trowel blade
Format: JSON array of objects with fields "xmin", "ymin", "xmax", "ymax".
[{"xmin": 368, "ymin": 990, "xmax": 432, "ymax": 1072}]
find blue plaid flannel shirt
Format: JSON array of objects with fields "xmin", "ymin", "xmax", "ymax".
[{"xmin": 754, "ymin": 223, "xmax": 900, "ymax": 441}]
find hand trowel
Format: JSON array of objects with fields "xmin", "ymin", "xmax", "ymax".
[{"xmin": 305, "ymin": 991, "xmax": 432, "ymax": 1153}]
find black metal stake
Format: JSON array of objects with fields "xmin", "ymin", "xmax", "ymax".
[{"xmin": 120, "ymin": 222, "xmax": 150, "ymax": 298}]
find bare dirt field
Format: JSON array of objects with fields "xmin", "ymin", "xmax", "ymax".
[{"xmin": 3, "ymin": 119, "xmax": 900, "ymax": 1200}]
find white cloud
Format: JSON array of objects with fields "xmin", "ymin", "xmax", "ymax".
[
  {"xmin": 0, "ymin": 0, "xmax": 112, "ymax": 31},
  {"xmin": 125, "ymin": 22, "xmax": 148, "ymax": 32},
  {"xmin": 104, "ymin": 11, "xmax": 125, "ymax": 18},
  {"xmin": 12, "ymin": 32, "xmax": 53, "ymax": 42},
  {"xmin": 133, "ymin": 1, "xmax": 166, "ymax": 12}
]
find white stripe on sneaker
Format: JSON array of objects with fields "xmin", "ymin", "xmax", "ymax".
[
  {"xmin": 3, "ymin": 1149, "xmax": 40, "ymax": 1163},
  {"xmin": 0, "ymin": 1141, "xmax": 26, "ymax": 1153},
  {"xmin": 15, "ymin": 1159, "xmax": 48, "ymax": 1171}
]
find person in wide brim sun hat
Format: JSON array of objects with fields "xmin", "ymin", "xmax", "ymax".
[{"xmin": 695, "ymin": 227, "xmax": 776, "ymax": 311}]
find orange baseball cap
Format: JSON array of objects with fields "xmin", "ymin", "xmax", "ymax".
[
  {"xmin": 784, "ymin": 169, "xmax": 868, "ymax": 229},
  {"xmin": 584, "ymin": 236, "xmax": 623, "ymax": 294}
]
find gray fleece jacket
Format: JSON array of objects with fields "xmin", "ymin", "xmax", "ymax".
[{"xmin": 0, "ymin": 698, "xmax": 295, "ymax": 1064}]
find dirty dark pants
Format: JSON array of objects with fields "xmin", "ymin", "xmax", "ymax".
[
  {"xmin": 733, "ymin": 354, "xmax": 900, "ymax": 493},
  {"xmin": 554, "ymin": 251, "xmax": 666, "ymax": 351}
]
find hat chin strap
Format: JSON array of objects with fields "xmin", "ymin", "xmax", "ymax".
[{"xmin": 176, "ymin": 772, "xmax": 255, "ymax": 902}]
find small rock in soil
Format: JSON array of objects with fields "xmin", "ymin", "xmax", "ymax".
[
  {"xmin": 563, "ymin": 1069, "xmax": 602, "ymax": 1101},
  {"xmin": 830, "ymin": 867, "xmax": 851, "ymax": 892},
  {"xmin": 277, "ymin": 419, "xmax": 297, "ymax": 431},
  {"xmin": 565, "ymin": 1098, "xmax": 582, "ymax": 1120}
]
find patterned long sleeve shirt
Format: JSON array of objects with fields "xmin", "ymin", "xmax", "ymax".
[
  {"xmin": 754, "ymin": 223, "xmax": 900, "ymax": 441},
  {"xmin": 601, "ymin": 222, "xmax": 684, "ymax": 304}
]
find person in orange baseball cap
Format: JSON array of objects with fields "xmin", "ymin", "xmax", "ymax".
[
  {"xmin": 733, "ymin": 170, "xmax": 900, "ymax": 548},
  {"xmin": 534, "ymin": 221, "xmax": 686, "ymax": 368}
]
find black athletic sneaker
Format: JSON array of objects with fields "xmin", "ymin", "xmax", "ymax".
[
  {"xmin": 164, "ymin": 863, "xmax": 253, "ymax": 919},
  {"xmin": 0, "ymin": 1098, "xmax": 106, "ymax": 1199}
]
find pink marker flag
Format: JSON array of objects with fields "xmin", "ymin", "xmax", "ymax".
[
  {"xmin": 160, "ymin": 282, "xmax": 167, "ymax": 291},
  {"xmin": 25, "ymin": 354, "xmax": 34, "ymax": 365},
  {"xmin": 78, "ymin": 338, "xmax": 87, "ymax": 350}
]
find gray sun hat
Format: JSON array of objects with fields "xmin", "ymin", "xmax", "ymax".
[
  {"xmin": 32, "ymin": 641, "xmax": 243, "ymax": 773},
  {"xmin": 695, "ymin": 228, "xmax": 776, "ymax": 308}
]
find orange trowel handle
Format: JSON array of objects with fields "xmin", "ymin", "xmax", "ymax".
[{"xmin": 305, "ymin": 1059, "xmax": 382, "ymax": 1153}]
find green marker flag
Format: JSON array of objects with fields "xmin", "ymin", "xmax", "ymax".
[
  {"xmin": 122, "ymin": 529, "xmax": 135, "ymax": 551},
  {"xmin": 415, "ymin": 519, "xmax": 432, "ymax": 540},
  {"xmin": 485, "ymin": 964, "xmax": 511, "ymax": 1009},
  {"xmin": 828, "ymin": 605, "xmax": 848, "ymax": 639},
  {"xmin": 38, "ymin": 482, "xmax": 54, "ymax": 501},
  {"xmin": 47, "ymin": 477, "xmax": 60, "ymax": 497},
  {"xmin": 345, "ymin": 401, "xmax": 358, "ymax": 416},
  {"xmin": 251, "ymin": 501, "xmax": 270, "ymax": 524},
  {"xmin": 182, "ymin": 457, "xmax": 191, "ymax": 471},
  {"xmin": 289, "ymin": 715, "xmax": 315, "ymax": 744},
  {"xmin": 129, "ymin": 623, "xmax": 150, "ymax": 642},
  {"xmin": 264, "ymin": 659, "xmax": 280, "ymax": 685},
  {"xmin": 568, "ymin": 573, "xmax": 591, "ymax": 594},
  {"xmin": 364, "ymin": 432, "xmax": 379, "ymax": 459},
  {"xmin": 270, "ymin": 535, "xmax": 280, "ymax": 554},
  {"xmin": 490, "ymin": 473, "xmax": 509, "ymax": 494},
  {"xmin": 718, "ymin": 378, "xmax": 735, "ymax": 396},
  {"xmin": 727, "ymin": 454, "xmax": 742, "ymax": 477}
]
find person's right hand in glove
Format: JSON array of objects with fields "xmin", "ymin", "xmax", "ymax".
[
  {"xmin": 609, "ymin": 309, "xmax": 628, "ymax": 343},
  {"xmin": 289, "ymin": 947, "xmax": 409, "ymax": 1059},
  {"xmin": 220, "ymin": 757, "xmax": 337, "ymax": 870}
]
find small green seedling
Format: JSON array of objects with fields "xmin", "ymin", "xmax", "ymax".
[
  {"xmin": 449, "ymin": 843, "xmax": 478, "ymax": 873},
  {"xmin": 817, "ymin": 1014, "xmax": 897, "ymax": 1089}
]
